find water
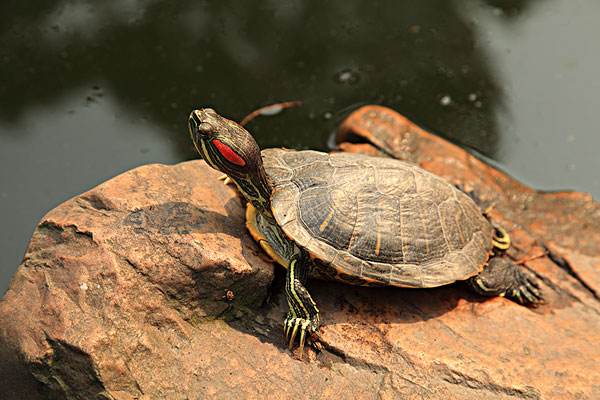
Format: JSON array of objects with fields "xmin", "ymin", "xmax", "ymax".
[{"xmin": 1, "ymin": 0, "xmax": 599, "ymax": 295}]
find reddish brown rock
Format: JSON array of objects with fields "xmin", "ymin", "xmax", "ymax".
[
  {"xmin": 0, "ymin": 162, "xmax": 277, "ymax": 399},
  {"xmin": 1, "ymin": 108, "xmax": 599, "ymax": 399}
]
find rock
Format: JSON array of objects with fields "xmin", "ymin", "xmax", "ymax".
[
  {"xmin": 0, "ymin": 162, "xmax": 275, "ymax": 399},
  {"xmin": 1, "ymin": 108, "xmax": 600, "ymax": 399}
]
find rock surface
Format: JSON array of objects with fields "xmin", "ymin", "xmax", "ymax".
[{"xmin": 1, "ymin": 106, "xmax": 600, "ymax": 399}]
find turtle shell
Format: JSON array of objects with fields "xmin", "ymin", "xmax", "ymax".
[{"xmin": 262, "ymin": 148, "xmax": 494, "ymax": 288}]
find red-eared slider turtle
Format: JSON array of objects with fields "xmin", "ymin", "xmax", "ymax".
[{"xmin": 189, "ymin": 108, "xmax": 542, "ymax": 352}]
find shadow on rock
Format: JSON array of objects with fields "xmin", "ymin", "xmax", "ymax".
[
  {"xmin": 223, "ymin": 263, "xmax": 489, "ymax": 355},
  {"xmin": 123, "ymin": 198, "xmax": 244, "ymax": 238}
]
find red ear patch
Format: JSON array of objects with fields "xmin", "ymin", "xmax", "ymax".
[{"xmin": 212, "ymin": 139, "xmax": 246, "ymax": 167}]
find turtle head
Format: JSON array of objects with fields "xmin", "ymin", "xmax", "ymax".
[{"xmin": 189, "ymin": 108, "xmax": 272, "ymax": 209}]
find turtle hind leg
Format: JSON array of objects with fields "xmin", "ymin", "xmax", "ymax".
[{"xmin": 468, "ymin": 256, "xmax": 543, "ymax": 306}]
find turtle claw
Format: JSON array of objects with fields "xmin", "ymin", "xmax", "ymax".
[
  {"xmin": 218, "ymin": 174, "xmax": 233, "ymax": 186},
  {"xmin": 288, "ymin": 320, "xmax": 300, "ymax": 349},
  {"xmin": 506, "ymin": 272, "xmax": 543, "ymax": 306},
  {"xmin": 284, "ymin": 314, "xmax": 318, "ymax": 354},
  {"xmin": 298, "ymin": 327, "xmax": 307, "ymax": 354}
]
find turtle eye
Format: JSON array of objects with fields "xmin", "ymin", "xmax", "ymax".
[
  {"xmin": 197, "ymin": 122, "xmax": 213, "ymax": 137},
  {"xmin": 212, "ymin": 139, "xmax": 246, "ymax": 167}
]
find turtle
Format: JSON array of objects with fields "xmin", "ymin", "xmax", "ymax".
[{"xmin": 188, "ymin": 108, "xmax": 542, "ymax": 352}]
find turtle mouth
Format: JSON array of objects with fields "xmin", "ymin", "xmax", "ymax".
[
  {"xmin": 188, "ymin": 113, "xmax": 208, "ymax": 161},
  {"xmin": 189, "ymin": 111, "xmax": 202, "ymax": 134}
]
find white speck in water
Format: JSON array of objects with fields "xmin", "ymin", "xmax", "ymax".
[
  {"xmin": 440, "ymin": 95, "xmax": 452, "ymax": 106},
  {"xmin": 474, "ymin": 101, "xmax": 483, "ymax": 108},
  {"xmin": 335, "ymin": 69, "xmax": 360, "ymax": 85},
  {"xmin": 567, "ymin": 163, "xmax": 576, "ymax": 171},
  {"xmin": 566, "ymin": 134, "xmax": 576, "ymax": 143},
  {"xmin": 323, "ymin": 112, "xmax": 333, "ymax": 120},
  {"xmin": 492, "ymin": 7, "xmax": 504, "ymax": 16},
  {"xmin": 337, "ymin": 71, "xmax": 352, "ymax": 81},
  {"xmin": 80, "ymin": 282, "xmax": 88, "ymax": 291},
  {"xmin": 468, "ymin": 93, "xmax": 478, "ymax": 102}
]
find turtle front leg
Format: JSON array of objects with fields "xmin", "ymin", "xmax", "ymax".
[
  {"xmin": 468, "ymin": 256, "xmax": 543, "ymax": 306},
  {"xmin": 284, "ymin": 252, "xmax": 320, "ymax": 353}
]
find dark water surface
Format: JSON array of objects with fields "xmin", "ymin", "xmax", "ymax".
[{"xmin": 1, "ymin": 0, "xmax": 599, "ymax": 295}]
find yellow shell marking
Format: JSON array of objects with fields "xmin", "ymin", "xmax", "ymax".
[{"xmin": 319, "ymin": 209, "xmax": 335, "ymax": 232}]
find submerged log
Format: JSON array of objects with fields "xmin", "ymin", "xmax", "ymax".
[{"xmin": 1, "ymin": 106, "xmax": 599, "ymax": 399}]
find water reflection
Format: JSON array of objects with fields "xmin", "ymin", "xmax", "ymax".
[
  {"xmin": 1, "ymin": 0, "xmax": 507, "ymax": 153},
  {"xmin": 464, "ymin": 0, "xmax": 600, "ymax": 196},
  {"xmin": 1, "ymin": 0, "xmax": 599, "ymax": 295}
]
